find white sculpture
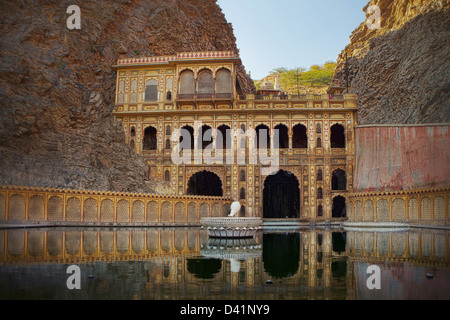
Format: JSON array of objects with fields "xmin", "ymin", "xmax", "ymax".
[{"xmin": 228, "ymin": 201, "xmax": 241, "ymax": 217}]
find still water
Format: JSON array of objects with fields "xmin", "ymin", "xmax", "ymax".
[{"xmin": 0, "ymin": 227, "xmax": 448, "ymax": 300}]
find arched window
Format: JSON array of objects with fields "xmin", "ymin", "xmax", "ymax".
[
  {"xmin": 164, "ymin": 170, "xmax": 170, "ymax": 182},
  {"xmin": 130, "ymin": 127, "xmax": 136, "ymax": 137},
  {"xmin": 318, "ymin": 205, "xmax": 323, "ymax": 217},
  {"xmin": 317, "ymin": 169, "xmax": 323, "ymax": 181},
  {"xmin": 197, "ymin": 69, "xmax": 214, "ymax": 96},
  {"xmin": 143, "ymin": 126, "xmax": 157, "ymax": 150},
  {"xmin": 166, "ymin": 125, "xmax": 171, "ymax": 136},
  {"xmin": 317, "ymin": 187, "xmax": 323, "ymax": 199},
  {"xmin": 332, "ymin": 169, "xmax": 347, "ymax": 191},
  {"xmin": 179, "ymin": 70, "xmax": 195, "ymax": 96},
  {"xmin": 293, "ymin": 124, "xmax": 307, "ymax": 148},
  {"xmin": 274, "ymin": 124, "xmax": 289, "ymax": 148},
  {"xmin": 165, "ymin": 139, "xmax": 171, "ymax": 149},
  {"xmin": 240, "ymin": 170, "xmax": 246, "ymax": 182},
  {"xmin": 256, "ymin": 124, "xmax": 270, "ymax": 149},
  {"xmin": 216, "ymin": 125, "xmax": 231, "ymax": 149},
  {"xmin": 179, "ymin": 125, "xmax": 194, "ymax": 150},
  {"xmin": 166, "ymin": 91, "xmax": 172, "ymax": 101},
  {"xmin": 316, "ymin": 123, "xmax": 322, "ymax": 133},
  {"xmin": 198, "ymin": 125, "xmax": 213, "ymax": 150},
  {"xmin": 317, "ymin": 137, "xmax": 322, "ymax": 148},
  {"xmin": 144, "ymin": 79, "xmax": 158, "ymax": 102},
  {"xmin": 330, "ymin": 124, "xmax": 345, "ymax": 148},
  {"xmin": 240, "ymin": 205, "xmax": 246, "ymax": 217},
  {"xmin": 240, "ymin": 188, "xmax": 246, "ymax": 200},
  {"xmin": 215, "ymin": 69, "xmax": 232, "ymax": 97}
]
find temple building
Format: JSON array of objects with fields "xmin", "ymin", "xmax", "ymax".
[{"xmin": 112, "ymin": 51, "xmax": 358, "ymax": 221}]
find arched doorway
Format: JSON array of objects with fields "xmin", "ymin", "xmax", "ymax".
[
  {"xmin": 187, "ymin": 171, "xmax": 223, "ymax": 196},
  {"xmin": 330, "ymin": 124, "xmax": 346, "ymax": 148},
  {"xmin": 263, "ymin": 170, "xmax": 300, "ymax": 218},
  {"xmin": 332, "ymin": 169, "xmax": 347, "ymax": 191},
  {"xmin": 332, "ymin": 196, "xmax": 347, "ymax": 218}
]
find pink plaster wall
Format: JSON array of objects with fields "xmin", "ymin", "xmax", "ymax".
[{"xmin": 353, "ymin": 125, "xmax": 449, "ymax": 192}]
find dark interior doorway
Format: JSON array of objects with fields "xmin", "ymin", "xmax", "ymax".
[
  {"xmin": 332, "ymin": 196, "xmax": 347, "ymax": 218},
  {"xmin": 263, "ymin": 170, "xmax": 300, "ymax": 218},
  {"xmin": 187, "ymin": 170, "xmax": 223, "ymax": 196}
]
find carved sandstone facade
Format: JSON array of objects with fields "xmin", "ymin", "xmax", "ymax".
[{"xmin": 112, "ymin": 51, "xmax": 358, "ymax": 221}]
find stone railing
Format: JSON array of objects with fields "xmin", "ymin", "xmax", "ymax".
[
  {"xmin": 0, "ymin": 185, "xmax": 232, "ymax": 227},
  {"xmin": 346, "ymin": 187, "xmax": 449, "ymax": 227}
]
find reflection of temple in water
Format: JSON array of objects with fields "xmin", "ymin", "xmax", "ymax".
[{"xmin": 0, "ymin": 228, "xmax": 448, "ymax": 299}]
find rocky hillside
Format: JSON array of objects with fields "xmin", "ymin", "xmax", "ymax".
[
  {"xmin": 334, "ymin": 0, "xmax": 450, "ymax": 124},
  {"xmin": 0, "ymin": 0, "xmax": 255, "ymax": 192}
]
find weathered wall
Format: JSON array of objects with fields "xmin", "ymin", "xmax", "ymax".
[
  {"xmin": 0, "ymin": 0, "xmax": 255, "ymax": 193},
  {"xmin": 334, "ymin": 0, "xmax": 450, "ymax": 124},
  {"xmin": 354, "ymin": 125, "xmax": 450, "ymax": 192}
]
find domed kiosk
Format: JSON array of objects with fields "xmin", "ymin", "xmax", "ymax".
[{"xmin": 200, "ymin": 201, "xmax": 262, "ymax": 238}]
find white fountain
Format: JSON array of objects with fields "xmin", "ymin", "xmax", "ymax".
[{"xmin": 200, "ymin": 201, "xmax": 262, "ymax": 238}]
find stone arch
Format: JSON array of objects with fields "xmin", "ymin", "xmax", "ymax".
[
  {"xmin": 187, "ymin": 202, "xmax": 198, "ymax": 222},
  {"xmin": 144, "ymin": 78, "xmax": 158, "ymax": 102},
  {"xmin": 66, "ymin": 197, "xmax": 81, "ymax": 222},
  {"xmin": 179, "ymin": 69, "xmax": 195, "ymax": 95},
  {"xmin": 409, "ymin": 198, "xmax": 418, "ymax": 220},
  {"xmin": 100, "ymin": 199, "xmax": 114, "ymax": 222},
  {"xmin": 48, "ymin": 196, "xmax": 63, "ymax": 221},
  {"xmin": 197, "ymin": 68, "xmax": 214, "ymax": 95},
  {"xmin": 392, "ymin": 198, "xmax": 406, "ymax": 221},
  {"xmin": 198, "ymin": 124, "xmax": 213, "ymax": 150},
  {"xmin": 292, "ymin": 124, "xmax": 307, "ymax": 148},
  {"xmin": 143, "ymin": 126, "xmax": 157, "ymax": 150},
  {"xmin": 174, "ymin": 202, "xmax": 185, "ymax": 222},
  {"xmin": 132, "ymin": 200, "xmax": 145, "ymax": 222},
  {"xmin": 421, "ymin": 197, "xmax": 432, "ymax": 220},
  {"xmin": 434, "ymin": 196, "xmax": 445, "ymax": 221},
  {"xmin": 83, "ymin": 198, "xmax": 98, "ymax": 222},
  {"xmin": 364, "ymin": 200, "xmax": 374, "ymax": 222},
  {"xmin": 117, "ymin": 199, "xmax": 130, "ymax": 223},
  {"xmin": 240, "ymin": 187, "xmax": 246, "ymax": 200},
  {"xmin": 263, "ymin": 169, "xmax": 300, "ymax": 218},
  {"xmin": 9, "ymin": 194, "xmax": 25, "ymax": 221},
  {"xmin": 215, "ymin": 68, "xmax": 232, "ymax": 95},
  {"xmin": 330, "ymin": 123, "xmax": 345, "ymax": 148},
  {"xmin": 216, "ymin": 124, "xmax": 232, "ymax": 149},
  {"xmin": 376, "ymin": 199, "xmax": 389, "ymax": 222},
  {"xmin": 212, "ymin": 203, "xmax": 221, "ymax": 217},
  {"xmin": 331, "ymin": 168, "xmax": 347, "ymax": 191},
  {"xmin": 161, "ymin": 201, "xmax": 172, "ymax": 222},
  {"xmin": 332, "ymin": 195, "xmax": 346, "ymax": 218},
  {"xmin": 255, "ymin": 124, "xmax": 270, "ymax": 149},
  {"xmin": 179, "ymin": 125, "xmax": 195, "ymax": 150},
  {"xmin": 274, "ymin": 123, "xmax": 289, "ymax": 148},
  {"xmin": 355, "ymin": 200, "xmax": 362, "ymax": 221},
  {"xmin": 29, "ymin": 195, "xmax": 44, "ymax": 221},
  {"xmin": 147, "ymin": 201, "xmax": 159, "ymax": 222},
  {"xmin": 187, "ymin": 170, "xmax": 223, "ymax": 196},
  {"xmin": 200, "ymin": 203, "xmax": 209, "ymax": 218}
]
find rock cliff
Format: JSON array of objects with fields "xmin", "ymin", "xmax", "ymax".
[
  {"xmin": 334, "ymin": 0, "xmax": 450, "ymax": 124},
  {"xmin": 0, "ymin": 0, "xmax": 255, "ymax": 192}
]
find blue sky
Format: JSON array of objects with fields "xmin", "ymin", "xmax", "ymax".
[{"xmin": 217, "ymin": 0, "xmax": 368, "ymax": 79}]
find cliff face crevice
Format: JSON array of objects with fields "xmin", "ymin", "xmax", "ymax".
[
  {"xmin": 334, "ymin": 0, "xmax": 450, "ymax": 124},
  {"xmin": 0, "ymin": 0, "xmax": 254, "ymax": 192}
]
